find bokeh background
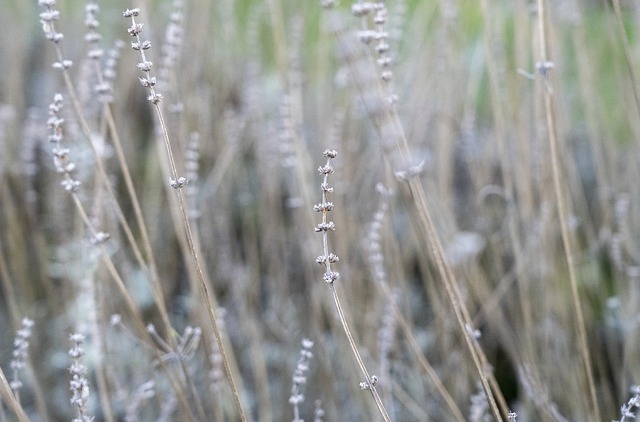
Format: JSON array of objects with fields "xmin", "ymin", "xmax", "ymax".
[{"xmin": 2, "ymin": 0, "xmax": 640, "ymax": 421}]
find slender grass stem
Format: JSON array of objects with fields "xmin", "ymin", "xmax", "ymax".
[
  {"xmin": 407, "ymin": 178, "xmax": 505, "ymax": 420},
  {"xmin": 323, "ymin": 3, "xmax": 506, "ymax": 419},
  {"xmin": 0, "ymin": 367, "xmax": 30, "ymax": 422},
  {"xmin": 36, "ymin": 9, "xmax": 174, "ymax": 339},
  {"xmin": 314, "ymin": 149, "xmax": 392, "ymax": 422},
  {"xmin": 124, "ymin": 9, "xmax": 249, "ymax": 420},
  {"xmin": 329, "ymin": 283, "xmax": 391, "ymax": 420},
  {"xmin": 610, "ymin": 0, "xmax": 640, "ymax": 123},
  {"xmin": 536, "ymin": 1, "xmax": 600, "ymax": 420}
]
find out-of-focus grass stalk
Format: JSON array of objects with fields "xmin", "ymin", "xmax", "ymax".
[
  {"xmin": 535, "ymin": 0, "xmax": 600, "ymax": 420},
  {"xmin": 0, "ymin": 367, "xmax": 30, "ymax": 422}
]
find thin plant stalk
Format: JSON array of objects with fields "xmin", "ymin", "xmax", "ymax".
[
  {"xmin": 101, "ymin": 103, "xmax": 165, "ymax": 320},
  {"xmin": 535, "ymin": 0, "xmax": 600, "ymax": 420},
  {"xmin": 37, "ymin": 17, "xmax": 187, "ymax": 418},
  {"xmin": 369, "ymin": 244, "xmax": 466, "ymax": 419},
  {"xmin": 0, "ymin": 239, "xmax": 19, "ymax": 330},
  {"xmin": 70, "ymin": 190, "xmax": 198, "ymax": 421},
  {"xmin": 45, "ymin": 90, "xmax": 197, "ymax": 422},
  {"xmin": 62, "ymin": 68, "xmax": 173, "ymax": 333},
  {"xmin": 124, "ymin": 9, "xmax": 248, "ymax": 421},
  {"xmin": 323, "ymin": 3, "xmax": 506, "ymax": 419},
  {"xmin": 330, "ymin": 284, "xmax": 390, "ymax": 419},
  {"xmin": 375, "ymin": 86, "xmax": 507, "ymax": 419},
  {"xmin": 573, "ymin": 4, "xmax": 612, "ymax": 220},
  {"xmin": 407, "ymin": 177, "xmax": 505, "ymax": 420},
  {"xmin": 37, "ymin": 1, "xmax": 174, "ymax": 339},
  {"xmin": 366, "ymin": 188, "xmax": 464, "ymax": 420},
  {"xmin": 478, "ymin": 0, "xmax": 535, "ymax": 355},
  {"xmin": 86, "ymin": 264, "xmax": 115, "ymax": 422},
  {"xmin": 314, "ymin": 149, "xmax": 392, "ymax": 422},
  {"xmin": 610, "ymin": 0, "xmax": 640, "ymax": 123},
  {"xmin": 154, "ymin": 79, "xmax": 248, "ymax": 422},
  {"xmin": 0, "ymin": 367, "xmax": 30, "ymax": 422}
]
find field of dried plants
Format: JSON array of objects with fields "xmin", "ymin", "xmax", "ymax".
[{"xmin": 2, "ymin": 1, "xmax": 640, "ymax": 421}]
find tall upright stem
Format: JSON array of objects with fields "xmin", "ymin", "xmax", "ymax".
[{"xmin": 536, "ymin": 1, "xmax": 600, "ymax": 419}]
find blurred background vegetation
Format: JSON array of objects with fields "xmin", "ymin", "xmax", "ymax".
[{"xmin": 2, "ymin": 0, "xmax": 640, "ymax": 421}]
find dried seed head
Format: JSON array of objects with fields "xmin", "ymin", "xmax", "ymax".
[
  {"xmin": 170, "ymin": 176, "xmax": 189, "ymax": 189},
  {"xmin": 313, "ymin": 201, "xmax": 334, "ymax": 212},
  {"xmin": 136, "ymin": 60, "xmax": 153, "ymax": 72},
  {"xmin": 314, "ymin": 221, "xmax": 336, "ymax": 232},
  {"xmin": 147, "ymin": 93, "xmax": 163, "ymax": 104},
  {"xmin": 131, "ymin": 40, "xmax": 152, "ymax": 50},
  {"xmin": 127, "ymin": 22, "xmax": 144, "ymax": 36},
  {"xmin": 320, "ymin": 182, "xmax": 333, "ymax": 193},
  {"xmin": 52, "ymin": 60, "xmax": 73, "ymax": 70},
  {"xmin": 322, "ymin": 271, "xmax": 339, "ymax": 283},
  {"xmin": 352, "ymin": 2, "xmax": 375, "ymax": 16},
  {"xmin": 123, "ymin": 8, "xmax": 140, "ymax": 18},
  {"xmin": 318, "ymin": 164, "xmax": 334, "ymax": 175},
  {"xmin": 323, "ymin": 149, "xmax": 337, "ymax": 158},
  {"xmin": 139, "ymin": 76, "xmax": 157, "ymax": 87}
]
